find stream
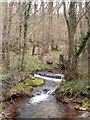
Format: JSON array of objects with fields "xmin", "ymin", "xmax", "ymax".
[{"xmin": 13, "ymin": 72, "xmax": 85, "ymax": 119}]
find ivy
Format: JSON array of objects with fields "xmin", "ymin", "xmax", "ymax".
[{"xmin": 75, "ymin": 29, "xmax": 90, "ymax": 57}]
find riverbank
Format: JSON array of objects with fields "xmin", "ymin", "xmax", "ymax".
[
  {"xmin": 1, "ymin": 76, "xmax": 45, "ymax": 119},
  {"xmin": 1, "ymin": 67, "xmax": 90, "ymax": 119},
  {"xmin": 1, "ymin": 67, "xmax": 60, "ymax": 119},
  {"xmin": 55, "ymin": 79, "xmax": 90, "ymax": 117},
  {"xmin": 11, "ymin": 74, "xmax": 87, "ymax": 119}
]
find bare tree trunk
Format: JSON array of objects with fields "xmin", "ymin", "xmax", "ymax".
[
  {"xmin": 18, "ymin": 2, "xmax": 23, "ymax": 71},
  {"xmin": 32, "ymin": 3, "xmax": 37, "ymax": 56},
  {"xmin": 48, "ymin": 2, "xmax": 54, "ymax": 50},
  {"xmin": 2, "ymin": 3, "xmax": 7, "ymax": 72},
  {"xmin": 2, "ymin": 3, "xmax": 13, "ymax": 72},
  {"xmin": 38, "ymin": 1, "xmax": 45, "ymax": 61},
  {"xmin": 7, "ymin": 3, "xmax": 13, "ymax": 70}
]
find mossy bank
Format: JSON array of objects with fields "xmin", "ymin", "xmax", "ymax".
[{"xmin": 3, "ymin": 77, "xmax": 45, "ymax": 100}]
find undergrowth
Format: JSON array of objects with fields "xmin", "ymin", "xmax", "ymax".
[{"xmin": 55, "ymin": 79, "xmax": 90, "ymax": 100}]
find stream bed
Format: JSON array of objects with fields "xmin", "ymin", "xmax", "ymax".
[{"xmin": 13, "ymin": 72, "xmax": 85, "ymax": 119}]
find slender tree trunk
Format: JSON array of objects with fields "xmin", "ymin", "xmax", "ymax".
[
  {"xmin": 2, "ymin": 3, "xmax": 7, "ymax": 72},
  {"xmin": 79, "ymin": 2, "xmax": 86, "ymax": 61},
  {"xmin": 2, "ymin": 3, "xmax": 13, "ymax": 72},
  {"xmin": 38, "ymin": 1, "xmax": 45, "ymax": 61},
  {"xmin": 48, "ymin": 2, "xmax": 54, "ymax": 50},
  {"xmin": 32, "ymin": 44, "xmax": 36, "ymax": 56},
  {"xmin": 21, "ymin": 2, "xmax": 31, "ymax": 71},
  {"xmin": 32, "ymin": 3, "xmax": 37, "ymax": 56},
  {"xmin": 18, "ymin": 2, "xmax": 22, "ymax": 71}
]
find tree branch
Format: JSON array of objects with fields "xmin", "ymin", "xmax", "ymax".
[
  {"xmin": 76, "ymin": 10, "xmax": 88, "ymax": 26},
  {"xmin": 76, "ymin": 1, "xmax": 90, "ymax": 26},
  {"xmin": 62, "ymin": 1, "xmax": 70, "ymax": 31}
]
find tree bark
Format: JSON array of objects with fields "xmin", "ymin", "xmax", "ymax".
[
  {"xmin": 17, "ymin": 2, "xmax": 23, "ymax": 71},
  {"xmin": 63, "ymin": 1, "xmax": 77, "ymax": 80},
  {"xmin": 79, "ymin": 2, "xmax": 86, "ymax": 61},
  {"xmin": 48, "ymin": 2, "xmax": 53, "ymax": 51},
  {"xmin": 32, "ymin": 44, "xmax": 36, "ymax": 56},
  {"xmin": 32, "ymin": 3, "xmax": 37, "ymax": 56},
  {"xmin": 21, "ymin": 2, "xmax": 31, "ymax": 71},
  {"xmin": 85, "ymin": 1, "xmax": 90, "ymax": 83},
  {"xmin": 2, "ymin": 3, "xmax": 13, "ymax": 72}
]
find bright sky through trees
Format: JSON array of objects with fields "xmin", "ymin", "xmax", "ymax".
[{"xmin": 0, "ymin": 0, "xmax": 87, "ymax": 3}]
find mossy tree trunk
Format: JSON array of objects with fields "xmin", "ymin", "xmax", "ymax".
[
  {"xmin": 63, "ymin": 1, "xmax": 90, "ymax": 80},
  {"xmin": 79, "ymin": 2, "xmax": 86, "ymax": 61},
  {"xmin": 63, "ymin": 1, "xmax": 77, "ymax": 80},
  {"xmin": 85, "ymin": 2, "xmax": 90, "ymax": 83},
  {"xmin": 20, "ymin": 2, "xmax": 31, "ymax": 71}
]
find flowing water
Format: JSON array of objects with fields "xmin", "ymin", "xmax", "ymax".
[{"xmin": 13, "ymin": 72, "xmax": 85, "ymax": 119}]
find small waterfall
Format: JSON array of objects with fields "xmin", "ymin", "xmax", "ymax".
[
  {"xmin": 30, "ymin": 72, "xmax": 64, "ymax": 104},
  {"xmin": 30, "ymin": 87, "xmax": 58, "ymax": 104},
  {"xmin": 46, "ymin": 87, "xmax": 57, "ymax": 95}
]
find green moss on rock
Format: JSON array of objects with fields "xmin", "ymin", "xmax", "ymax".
[
  {"xmin": 25, "ymin": 78, "xmax": 44, "ymax": 87},
  {"xmin": 3, "ymin": 77, "xmax": 44, "ymax": 100}
]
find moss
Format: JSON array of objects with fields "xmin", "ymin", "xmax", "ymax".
[
  {"xmin": 74, "ymin": 98, "xmax": 90, "ymax": 111},
  {"xmin": 10, "ymin": 82, "xmax": 33, "ymax": 95},
  {"xmin": 25, "ymin": 78, "xmax": 44, "ymax": 87},
  {"xmin": 74, "ymin": 105, "xmax": 81, "ymax": 110},
  {"xmin": 0, "ymin": 104, "xmax": 3, "ymax": 113},
  {"xmin": 3, "ymin": 92, "xmax": 11, "ymax": 99},
  {"xmin": 3, "ymin": 77, "xmax": 44, "ymax": 100},
  {"xmin": 0, "ymin": 103, "xmax": 6, "ymax": 113},
  {"xmin": 0, "ymin": 103, "xmax": 7, "ymax": 120},
  {"xmin": 24, "ymin": 86, "xmax": 33, "ymax": 93}
]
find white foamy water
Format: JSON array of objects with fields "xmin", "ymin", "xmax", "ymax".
[
  {"xmin": 34, "ymin": 74, "xmax": 63, "ymax": 82},
  {"xmin": 30, "ymin": 73, "xmax": 64, "ymax": 104},
  {"xmin": 30, "ymin": 94, "xmax": 49, "ymax": 104},
  {"xmin": 46, "ymin": 87, "xmax": 57, "ymax": 95},
  {"xmin": 30, "ymin": 86, "xmax": 57, "ymax": 104}
]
